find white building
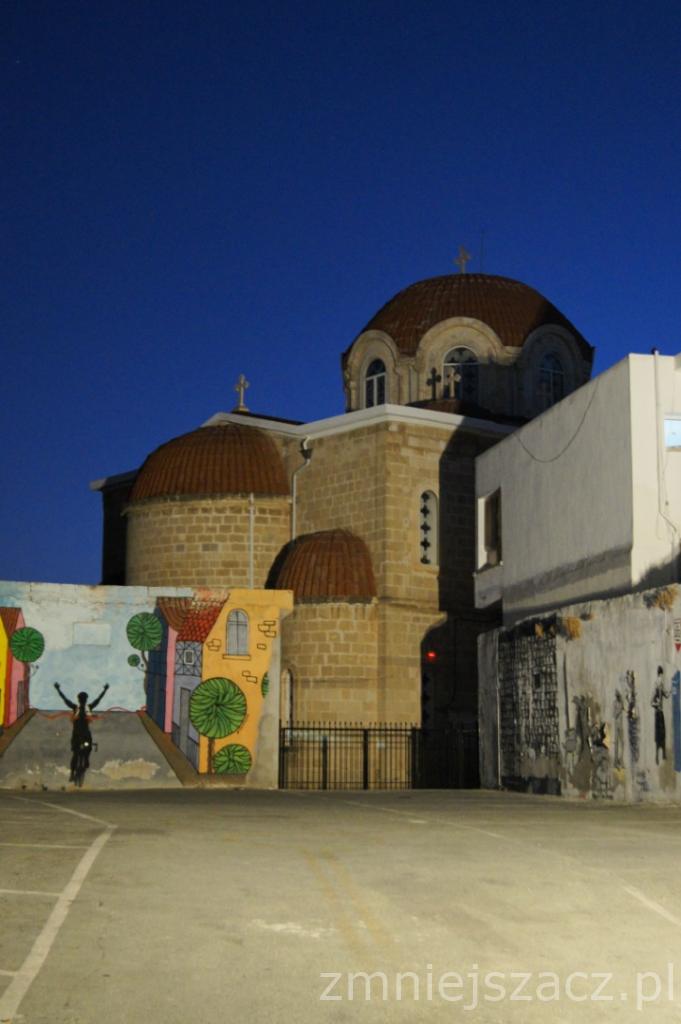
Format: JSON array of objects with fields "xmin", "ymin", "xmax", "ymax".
[{"xmin": 474, "ymin": 352, "xmax": 681, "ymax": 625}]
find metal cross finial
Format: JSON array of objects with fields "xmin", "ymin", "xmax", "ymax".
[
  {"xmin": 454, "ymin": 245, "xmax": 471, "ymax": 274},
  {"xmin": 427, "ymin": 367, "xmax": 442, "ymax": 401},
  {"xmin": 233, "ymin": 373, "xmax": 250, "ymax": 411}
]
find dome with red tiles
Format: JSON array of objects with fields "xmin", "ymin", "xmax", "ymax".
[
  {"xmin": 269, "ymin": 530, "xmax": 376, "ymax": 603},
  {"xmin": 130, "ymin": 422, "xmax": 289, "ymax": 501},
  {"xmin": 343, "ymin": 273, "xmax": 592, "ymax": 363}
]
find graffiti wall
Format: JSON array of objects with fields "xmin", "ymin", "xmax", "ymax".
[
  {"xmin": 0, "ymin": 581, "xmax": 292, "ymax": 786},
  {"xmin": 479, "ymin": 584, "xmax": 681, "ymax": 802}
]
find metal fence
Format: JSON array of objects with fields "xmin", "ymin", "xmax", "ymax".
[{"xmin": 279, "ymin": 723, "xmax": 479, "ymax": 790}]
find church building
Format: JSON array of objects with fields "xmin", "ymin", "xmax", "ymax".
[{"xmin": 92, "ymin": 272, "xmax": 594, "ymax": 730}]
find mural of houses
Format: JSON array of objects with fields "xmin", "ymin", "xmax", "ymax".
[
  {"xmin": 0, "ymin": 608, "xmax": 33, "ymax": 728},
  {"xmin": 161, "ymin": 597, "xmax": 224, "ymax": 769},
  {"xmin": 135, "ymin": 589, "xmax": 293, "ymax": 776}
]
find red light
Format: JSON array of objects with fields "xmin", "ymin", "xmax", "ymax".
[{"xmin": 426, "ymin": 650, "xmax": 437, "ymax": 661}]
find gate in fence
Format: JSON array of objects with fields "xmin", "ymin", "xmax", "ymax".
[{"xmin": 279, "ymin": 722, "xmax": 479, "ymax": 790}]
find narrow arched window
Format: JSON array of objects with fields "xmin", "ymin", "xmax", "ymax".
[
  {"xmin": 539, "ymin": 353, "xmax": 565, "ymax": 408},
  {"xmin": 443, "ymin": 348, "xmax": 478, "ymax": 401},
  {"xmin": 365, "ymin": 359, "xmax": 387, "ymax": 408},
  {"xmin": 419, "ymin": 490, "xmax": 438, "ymax": 565},
  {"xmin": 227, "ymin": 609, "xmax": 249, "ymax": 655}
]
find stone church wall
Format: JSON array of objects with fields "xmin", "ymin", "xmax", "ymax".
[
  {"xmin": 280, "ymin": 602, "xmax": 379, "ymax": 722},
  {"xmin": 281, "ymin": 418, "xmax": 499, "ymax": 724},
  {"xmin": 126, "ymin": 496, "xmax": 290, "ymax": 588}
]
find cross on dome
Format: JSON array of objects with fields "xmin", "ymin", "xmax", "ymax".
[
  {"xmin": 454, "ymin": 245, "xmax": 471, "ymax": 273},
  {"xmin": 233, "ymin": 373, "xmax": 250, "ymax": 412}
]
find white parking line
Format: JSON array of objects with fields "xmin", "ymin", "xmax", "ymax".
[
  {"xmin": 0, "ymin": 889, "xmax": 60, "ymax": 898},
  {"xmin": 343, "ymin": 800, "xmax": 505, "ymax": 839},
  {"xmin": 9, "ymin": 795, "xmax": 115, "ymax": 828},
  {"xmin": 623, "ymin": 885, "xmax": 681, "ymax": 928},
  {"xmin": 0, "ymin": 842, "xmax": 90, "ymax": 849},
  {"xmin": 0, "ymin": 808, "xmax": 116, "ymax": 1021}
]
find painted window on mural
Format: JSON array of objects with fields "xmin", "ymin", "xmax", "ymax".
[
  {"xmin": 183, "ymin": 649, "xmax": 196, "ymax": 667},
  {"xmin": 227, "ymin": 609, "xmax": 249, "ymax": 655},
  {"xmin": 539, "ymin": 353, "xmax": 565, "ymax": 408},
  {"xmin": 484, "ymin": 490, "xmax": 502, "ymax": 566},
  {"xmin": 365, "ymin": 359, "xmax": 387, "ymax": 407},
  {"xmin": 443, "ymin": 347, "xmax": 478, "ymax": 401},
  {"xmin": 419, "ymin": 490, "xmax": 438, "ymax": 565}
]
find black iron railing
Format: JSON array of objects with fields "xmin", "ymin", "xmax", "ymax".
[{"xmin": 279, "ymin": 722, "xmax": 479, "ymax": 790}]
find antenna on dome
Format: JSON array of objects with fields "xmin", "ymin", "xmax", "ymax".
[
  {"xmin": 479, "ymin": 228, "xmax": 485, "ymax": 273},
  {"xmin": 454, "ymin": 245, "xmax": 471, "ymax": 274},
  {"xmin": 233, "ymin": 373, "xmax": 250, "ymax": 412}
]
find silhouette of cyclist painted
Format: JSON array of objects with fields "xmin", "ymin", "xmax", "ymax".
[{"xmin": 54, "ymin": 682, "xmax": 109, "ymax": 781}]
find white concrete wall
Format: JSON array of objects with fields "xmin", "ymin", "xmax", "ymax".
[
  {"xmin": 476, "ymin": 357, "xmax": 635, "ymax": 622},
  {"xmin": 478, "ymin": 583, "xmax": 681, "ymax": 803},
  {"xmin": 630, "ymin": 354, "xmax": 681, "ymax": 588}
]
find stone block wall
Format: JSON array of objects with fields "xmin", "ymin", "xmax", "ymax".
[
  {"xmin": 126, "ymin": 496, "xmax": 290, "ymax": 588},
  {"xmin": 280, "ymin": 602, "xmax": 379, "ymax": 722}
]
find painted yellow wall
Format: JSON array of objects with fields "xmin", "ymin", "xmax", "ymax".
[
  {"xmin": 196, "ymin": 588, "xmax": 293, "ymax": 773},
  {"xmin": 0, "ymin": 621, "xmax": 8, "ymax": 726}
]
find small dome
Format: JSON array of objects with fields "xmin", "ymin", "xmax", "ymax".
[
  {"xmin": 269, "ymin": 529, "xmax": 376, "ymax": 602},
  {"xmin": 130, "ymin": 423, "xmax": 289, "ymax": 501},
  {"xmin": 343, "ymin": 273, "xmax": 593, "ymax": 362}
]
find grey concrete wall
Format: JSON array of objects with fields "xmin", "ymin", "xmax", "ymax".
[
  {"xmin": 0, "ymin": 712, "xmax": 182, "ymax": 789},
  {"xmin": 479, "ymin": 582, "xmax": 681, "ymax": 802}
]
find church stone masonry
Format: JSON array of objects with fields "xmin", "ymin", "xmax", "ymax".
[{"xmin": 93, "ymin": 273, "xmax": 594, "ymax": 730}]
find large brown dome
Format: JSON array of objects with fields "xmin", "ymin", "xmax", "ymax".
[
  {"xmin": 343, "ymin": 273, "xmax": 593, "ymax": 363},
  {"xmin": 269, "ymin": 529, "xmax": 376, "ymax": 602},
  {"xmin": 130, "ymin": 423, "xmax": 289, "ymax": 501}
]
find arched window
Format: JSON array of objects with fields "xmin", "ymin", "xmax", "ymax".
[
  {"xmin": 227, "ymin": 610, "xmax": 249, "ymax": 655},
  {"xmin": 419, "ymin": 490, "xmax": 438, "ymax": 565},
  {"xmin": 539, "ymin": 353, "xmax": 565, "ymax": 408},
  {"xmin": 443, "ymin": 348, "xmax": 478, "ymax": 401},
  {"xmin": 365, "ymin": 359, "xmax": 387, "ymax": 408}
]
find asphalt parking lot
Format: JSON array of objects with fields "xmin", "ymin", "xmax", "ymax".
[{"xmin": 1, "ymin": 788, "xmax": 681, "ymax": 1023}]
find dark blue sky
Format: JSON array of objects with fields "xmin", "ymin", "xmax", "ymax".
[{"xmin": 3, "ymin": 0, "xmax": 681, "ymax": 584}]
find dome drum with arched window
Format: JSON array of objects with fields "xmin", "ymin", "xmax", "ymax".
[{"xmin": 342, "ymin": 273, "xmax": 593, "ymax": 419}]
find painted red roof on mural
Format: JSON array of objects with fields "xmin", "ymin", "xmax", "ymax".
[
  {"xmin": 156, "ymin": 598, "xmax": 193, "ymax": 633},
  {"xmin": 176, "ymin": 600, "xmax": 224, "ymax": 642},
  {"xmin": 0, "ymin": 608, "xmax": 22, "ymax": 636}
]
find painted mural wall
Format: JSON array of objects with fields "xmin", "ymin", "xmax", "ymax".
[
  {"xmin": 479, "ymin": 583, "xmax": 681, "ymax": 802},
  {"xmin": 0, "ymin": 581, "xmax": 292, "ymax": 784}
]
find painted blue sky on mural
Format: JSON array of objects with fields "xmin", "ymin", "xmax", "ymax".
[
  {"xmin": 3, "ymin": 0, "xmax": 681, "ymax": 584},
  {"xmin": 0, "ymin": 581, "xmax": 191, "ymax": 711}
]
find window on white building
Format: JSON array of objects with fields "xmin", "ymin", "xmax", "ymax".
[
  {"xmin": 484, "ymin": 490, "xmax": 502, "ymax": 567},
  {"xmin": 419, "ymin": 490, "xmax": 438, "ymax": 565},
  {"xmin": 227, "ymin": 610, "xmax": 249, "ymax": 655},
  {"xmin": 664, "ymin": 417, "xmax": 681, "ymax": 450},
  {"xmin": 365, "ymin": 359, "xmax": 387, "ymax": 407}
]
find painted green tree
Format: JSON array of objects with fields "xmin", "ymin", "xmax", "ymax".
[
  {"xmin": 126, "ymin": 613, "xmax": 162, "ymax": 694},
  {"xmin": 9, "ymin": 626, "xmax": 45, "ymax": 677},
  {"xmin": 189, "ymin": 677, "xmax": 247, "ymax": 774},
  {"xmin": 213, "ymin": 743, "xmax": 252, "ymax": 775}
]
